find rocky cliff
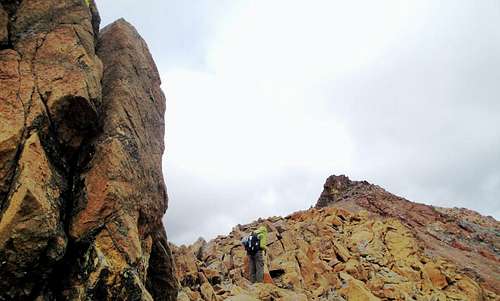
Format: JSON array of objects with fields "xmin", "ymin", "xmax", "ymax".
[
  {"xmin": 0, "ymin": 1, "xmax": 177, "ymax": 300},
  {"xmin": 173, "ymin": 175, "xmax": 499, "ymax": 300}
]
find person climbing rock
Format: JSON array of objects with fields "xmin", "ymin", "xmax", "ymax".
[{"xmin": 242, "ymin": 225, "xmax": 268, "ymax": 283}]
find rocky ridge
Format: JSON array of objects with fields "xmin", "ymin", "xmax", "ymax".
[
  {"xmin": 317, "ymin": 175, "xmax": 499, "ymax": 294},
  {"xmin": 0, "ymin": 1, "xmax": 176, "ymax": 300},
  {"xmin": 173, "ymin": 175, "xmax": 499, "ymax": 300}
]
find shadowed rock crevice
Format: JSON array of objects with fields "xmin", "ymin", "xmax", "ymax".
[
  {"xmin": 0, "ymin": 0, "xmax": 19, "ymax": 49},
  {"xmin": 50, "ymin": 95, "xmax": 99, "ymax": 152},
  {"xmin": 147, "ymin": 229, "xmax": 179, "ymax": 301},
  {"xmin": 269, "ymin": 268, "xmax": 286, "ymax": 279}
]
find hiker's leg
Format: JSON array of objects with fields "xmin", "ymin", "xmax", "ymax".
[
  {"xmin": 255, "ymin": 250, "xmax": 264, "ymax": 283},
  {"xmin": 248, "ymin": 255, "xmax": 256, "ymax": 283}
]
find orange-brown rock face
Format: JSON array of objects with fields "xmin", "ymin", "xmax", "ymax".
[
  {"xmin": 62, "ymin": 19, "xmax": 178, "ymax": 301},
  {"xmin": 173, "ymin": 177, "xmax": 499, "ymax": 300},
  {"xmin": 316, "ymin": 175, "xmax": 500, "ymax": 294},
  {"xmin": 0, "ymin": 1, "xmax": 177, "ymax": 300}
]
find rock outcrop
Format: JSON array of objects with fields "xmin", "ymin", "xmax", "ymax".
[
  {"xmin": 173, "ymin": 176, "xmax": 499, "ymax": 300},
  {"xmin": 0, "ymin": 1, "xmax": 176, "ymax": 300},
  {"xmin": 316, "ymin": 175, "xmax": 500, "ymax": 294}
]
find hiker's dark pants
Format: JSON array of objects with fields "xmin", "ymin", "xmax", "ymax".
[{"xmin": 249, "ymin": 250, "xmax": 264, "ymax": 283}]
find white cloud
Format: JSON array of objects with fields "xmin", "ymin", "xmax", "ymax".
[
  {"xmin": 96, "ymin": 0, "xmax": 500, "ymax": 244},
  {"xmin": 162, "ymin": 67, "xmax": 354, "ymax": 182}
]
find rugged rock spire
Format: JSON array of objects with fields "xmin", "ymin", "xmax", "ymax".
[
  {"xmin": 0, "ymin": 1, "xmax": 177, "ymax": 300},
  {"xmin": 315, "ymin": 175, "xmax": 499, "ymax": 293}
]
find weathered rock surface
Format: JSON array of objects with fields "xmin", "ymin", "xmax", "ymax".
[
  {"xmin": 0, "ymin": 1, "xmax": 177, "ymax": 300},
  {"xmin": 316, "ymin": 175, "xmax": 500, "ymax": 294},
  {"xmin": 173, "ymin": 176, "xmax": 499, "ymax": 300}
]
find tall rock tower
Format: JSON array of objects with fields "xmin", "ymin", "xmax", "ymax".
[{"xmin": 0, "ymin": 1, "xmax": 177, "ymax": 300}]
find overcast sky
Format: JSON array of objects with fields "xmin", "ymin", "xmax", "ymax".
[{"xmin": 97, "ymin": 1, "xmax": 500, "ymax": 245}]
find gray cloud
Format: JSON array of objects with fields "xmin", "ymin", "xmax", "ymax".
[
  {"xmin": 163, "ymin": 165, "xmax": 327, "ymax": 245},
  {"xmin": 97, "ymin": 0, "xmax": 235, "ymax": 71},
  {"xmin": 97, "ymin": 1, "xmax": 500, "ymax": 245},
  {"xmin": 324, "ymin": 6, "xmax": 500, "ymax": 218}
]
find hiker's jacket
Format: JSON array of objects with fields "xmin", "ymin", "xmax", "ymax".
[{"xmin": 255, "ymin": 226, "xmax": 267, "ymax": 250}]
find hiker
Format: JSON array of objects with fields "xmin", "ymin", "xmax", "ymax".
[{"xmin": 241, "ymin": 225, "xmax": 268, "ymax": 283}]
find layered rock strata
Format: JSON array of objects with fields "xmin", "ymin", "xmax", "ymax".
[
  {"xmin": 0, "ymin": 1, "xmax": 176, "ymax": 300},
  {"xmin": 173, "ymin": 177, "xmax": 499, "ymax": 300}
]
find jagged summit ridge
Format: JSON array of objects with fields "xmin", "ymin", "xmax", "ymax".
[
  {"xmin": 316, "ymin": 174, "xmax": 374, "ymax": 208},
  {"xmin": 315, "ymin": 174, "xmax": 499, "ymax": 293},
  {"xmin": 173, "ymin": 175, "xmax": 499, "ymax": 300}
]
